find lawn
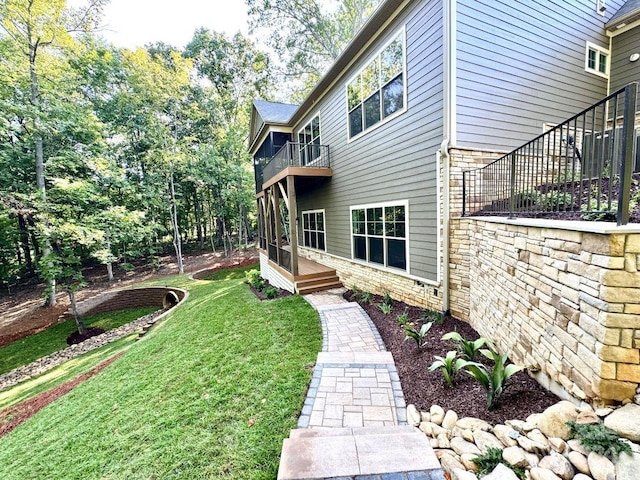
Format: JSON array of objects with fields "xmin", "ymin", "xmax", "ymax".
[
  {"xmin": 0, "ymin": 264, "xmax": 322, "ymax": 479},
  {"xmin": 0, "ymin": 306, "xmax": 158, "ymax": 375}
]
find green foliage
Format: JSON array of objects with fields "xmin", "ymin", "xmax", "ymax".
[
  {"xmin": 382, "ymin": 290, "xmax": 393, "ymax": 307},
  {"xmin": 442, "ymin": 331, "xmax": 491, "ymax": 361},
  {"xmin": 245, "ymin": 269, "xmax": 265, "ymax": 290},
  {"xmin": 539, "ymin": 191, "xmax": 574, "ymax": 211},
  {"xmin": 463, "ymin": 349, "xmax": 525, "ymax": 410},
  {"xmin": 566, "ymin": 421, "xmax": 632, "ymax": 460},
  {"xmin": 404, "ymin": 322, "xmax": 433, "ymax": 350},
  {"xmin": 472, "ymin": 447, "xmax": 525, "ymax": 479},
  {"xmin": 581, "ymin": 201, "xmax": 619, "ymax": 222},
  {"xmin": 263, "ymin": 286, "xmax": 279, "ymax": 299},
  {"xmin": 396, "ymin": 308, "xmax": 409, "ymax": 325},
  {"xmin": 421, "ymin": 309, "xmax": 443, "ymax": 325},
  {"xmin": 359, "ymin": 291, "xmax": 373, "ymax": 304},
  {"xmin": 428, "ymin": 350, "xmax": 467, "ymax": 387},
  {"xmin": 377, "ymin": 302, "xmax": 392, "ymax": 315}
]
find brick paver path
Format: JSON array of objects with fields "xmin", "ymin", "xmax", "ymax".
[{"xmin": 299, "ymin": 291, "xmax": 407, "ymax": 429}]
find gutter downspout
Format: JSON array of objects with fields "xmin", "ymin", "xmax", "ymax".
[{"xmin": 439, "ymin": 0, "xmax": 456, "ymax": 317}]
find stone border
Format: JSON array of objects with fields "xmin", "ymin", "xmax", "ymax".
[{"xmin": 0, "ymin": 288, "xmax": 188, "ymax": 393}]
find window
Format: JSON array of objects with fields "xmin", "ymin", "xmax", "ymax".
[
  {"xmin": 301, "ymin": 210, "xmax": 326, "ymax": 251},
  {"xmin": 347, "ymin": 30, "xmax": 406, "ymax": 139},
  {"xmin": 596, "ymin": 0, "xmax": 606, "ymax": 15},
  {"xmin": 297, "ymin": 114, "xmax": 321, "ymax": 166},
  {"xmin": 585, "ymin": 42, "xmax": 609, "ymax": 78},
  {"xmin": 351, "ymin": 202, "xmax": 406, "ymax": 270}
]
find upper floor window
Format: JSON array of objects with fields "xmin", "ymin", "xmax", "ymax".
[
  {"xmin": 596, "ymin": 0, "xmax": 606, "ymax": 15},
  {"xmin": 297, "ymin": 114, "xmax": 321, "ymax": 166},
  {"xmin": 347, "ymin": 29, "xmax": 406, "ymax": 140},
  {"xmin": 585, "ymin": 42, "xmax": 609, "ymax": 78},
  {"xmin": 351, "ymin": 202, "xmax": 407, "ymax": 270}
]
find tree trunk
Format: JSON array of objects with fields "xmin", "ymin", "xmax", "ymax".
[
  {"xmin": 68, "ymin": 289, "xmax": 86, "ymax": 335},
  {"xmin": 169, "ymin": 168, "xmax": 184, "ymax": 274},
  {"xmin": 105, "ymin": 236, "xmax": 114, "ymax": 282},
  {"xmin": 17, "ymin": 214, "xmax": 33, "ymax": 274},
  {"xmin": 193, "ymin": 189, "xmax": 204, "ymax": 249}
]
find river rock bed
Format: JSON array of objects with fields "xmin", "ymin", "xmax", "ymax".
[{"xmin": 409, "ymin": 400, "xmax": 640, "ymax": 480}]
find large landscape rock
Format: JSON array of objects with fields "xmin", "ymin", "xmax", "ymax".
[
  {"xmin": 538, "ymin": 452, "xmax": 574, "ymax": 480},
  {"xmin": 530, "ymin": 467, "xmax": 562, "ymax": 480},
  {"xmin": 538, "ymin": 401, "xmax": 579, "ymax": 440},
  {"xmin": 451, "ymin": 468, "xmax": 478, "ymax": 480},
  {"xmin": 430, "ymin": 404, "xmax": 445, "ymax": 425},
  {"xmin": 407, "ymin": 404, "xmax": 421, "ymax": 426},
  {"xmin": 442, "ymin": 409, "xmax": 458, "ymax": 430},
  {"xmin": 473, "ymin": 430, "xmax": 504, "ymax": 454},
  {"xmin": 456, "ymin": 417, "xmax": 491, "ymax": 431},
  {"xmin": 450, "ymin": 437, "xmax": 481, "ymax": 456},
  {"xmin": 568, "ymin": 450, "xmax": 590, "ymax": 475},
  {"xmin": 604, "ymin": 403, "xmax": 640, "ymax": 442},
  {"xmin": 482, "ymin": 463, "xmax": 520, "ymax": 480},
  {"xmin": 587, "ymin": 452, "xmax": 615, "ymax": 480},
  {"xmin": 615, "ymin": 451, "xmax": 640, "ymax": 480},
  {"xmin": 502, "ymin": 446, "xmax": 528, "ymax": 468},
  {"xmin": 493, "ymin": 424, "xmax": 519, "ymax": 447}
]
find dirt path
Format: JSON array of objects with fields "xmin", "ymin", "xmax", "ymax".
[{"xmin": 0, "ymin": 249, "xmax": 258, "ymax": 345}]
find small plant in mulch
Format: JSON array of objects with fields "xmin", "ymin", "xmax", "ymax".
[
  {"xmin": 377, "ymin": 302, "xmax": 392, "ymax": 314},
  {"xmin": 403, "ymin": 322, "xmax": 433, "ymax": 350},
  {"xmin": 428, "ymin": 350, "xmax": 467, "ymax": 387},
  {"xmin": 263, "ymin": 286, "xmax": 279, "ymax": 299},
  {"xmin": 245, "ymin": 269, "xmax": 265, "ymax": 290},
  {"xmin": 442, "ymin": 331, "xmax": 491, "ymax": 361},
  {"xmin": 395, "ymin": 308, "xmax": 410, "ymax": 326},
  {"xmin": 244, "ymin": 272, "xmax": 291, "ymax": 301},
  {"xmin": 66, "ymin": 327, "xmax": 105, "ymax": 345},
  {"xmin": 566, "ymin": 421, "xmax": 632, "ymax": 460},
  {"xmin": 473, "ymin": 447, "xmax": 526, "ymax": 479}
]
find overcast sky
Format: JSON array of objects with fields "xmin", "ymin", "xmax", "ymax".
[{"xmin": 96, "ymin": 0, "xmax": 249, "ymax": 49}]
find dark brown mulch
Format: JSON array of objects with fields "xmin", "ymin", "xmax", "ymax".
[
  {"xmin": 0, "ymin": 352, "xmax": 125, "ymax": 438},
  {"xmin": 248, "ymin": 282, "xmax": 293, "ymax": 301},
  {"xmin": 66, "ymin": 327, "xmax": 106, "ymax": 345},
  {"xmin": 344, "ymin": 291, "xmax": 559, "ymax": 424}
]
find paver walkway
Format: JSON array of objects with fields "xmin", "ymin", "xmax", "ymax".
[{"xmin": 277, "ymin": 289, "xmax": 443, "ymax": 480}]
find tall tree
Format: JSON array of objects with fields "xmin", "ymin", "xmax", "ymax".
[{"xmin": 245, "ymin": 0, "xmax": 381, "ymax": 99}]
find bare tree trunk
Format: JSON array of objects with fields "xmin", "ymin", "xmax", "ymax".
[
  {"xmin": 68, "ymin": 289, "xmax": 86, "ymax": 335},
  {"xmin": 169, "ymin": 168, "xmax": 184, "ymax": 274},
  {"xmin": 105, "ymin": 236, "xmax": 114, "ymax": 282}
]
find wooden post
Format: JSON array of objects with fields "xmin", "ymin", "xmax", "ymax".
[
  {"xmin": 287, "ymin": 175, "xmax": 299, "ymax": 276},
  {"xmin": 273, "ymin": 183, "xmax": 282, "ymax": 266}
]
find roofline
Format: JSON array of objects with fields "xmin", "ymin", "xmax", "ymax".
[
  {"xmin": 606, "ymin": 8, "xmax": 640, "ymax": 31},
  {"xmin": 288, "ymin": 0, "xmax": 408, "ymax": 126}
]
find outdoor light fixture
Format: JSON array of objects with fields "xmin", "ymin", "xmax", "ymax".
[{"xmin": 630, "ymin": 53, "xmax": 640, "ymax": 62}]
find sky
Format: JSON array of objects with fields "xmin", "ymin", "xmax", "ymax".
[{"xmin": 96, "ymin": 0, "xmax": 250, "ymax": 50}]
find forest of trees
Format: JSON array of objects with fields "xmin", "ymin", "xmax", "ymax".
[{"xmin": 0, "ymin": 0, "xmax": 381, "ymax": 304}]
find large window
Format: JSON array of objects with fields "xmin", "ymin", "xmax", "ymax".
[
  {"xmin": 297, "ymin": 114, "xmax": 321, "ymax": 166},
  {"xmin": 351, "ymin": 202, "xmax": 406, "ymax": 270},
  {"xmin": 585, "ymin": 42, "xmax": 609, "ymax": 78},
  {"xmin": 347, "ymin": 30, "xmax": 405, "ymax": 139},
  {"xmin": 302, "ymin": 210, "xmax": 326, "ymax": 251}
]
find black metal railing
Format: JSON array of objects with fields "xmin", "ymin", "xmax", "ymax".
[
  {"xmin": 259, "ymin": 142, "xmax": 330, "ymax": 187},
  {"xmin": 463, "ymin": 83, "xmax": 639, "ymax": 225}
]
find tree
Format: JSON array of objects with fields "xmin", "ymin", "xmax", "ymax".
[{"xmin": 245, "ymin": 0, "xmax": 381, "ymax": 99}]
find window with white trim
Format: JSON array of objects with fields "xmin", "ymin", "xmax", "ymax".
[
  {"xmin": 596, "ymin": 0, "xmax": 606, "ymax": 16},
  {"xmin": 351, "ymin": 203, "xmax": 406, "ymax": 270},
  {"xmin": 301, "ymin": 210, "xmax": 326, "ymax": 251},
  {"xmin": 585, "ymin": 42, "xmax": 609, "ymax": 78},
  {"xmin": 347, "ymin": 30, "xmax": 406, "ymax": 139},
  {"xmin": 297, "ymin": 114, "xmax": 321, "ymax": 166}
]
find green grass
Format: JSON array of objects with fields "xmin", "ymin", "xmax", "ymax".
[
  {"xmin": 0, "ymin": 306, "xmax": 157, "ymax": 376},
  {"xmin": 0, "ymin": 265, "xmax": 322, "ymax": 479}
]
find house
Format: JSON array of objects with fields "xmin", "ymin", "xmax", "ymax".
[{"xmin": 249, "ymin": 0, "xmax": 640, "ymax": 404}]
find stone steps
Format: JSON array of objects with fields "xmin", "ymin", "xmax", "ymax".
[{"xmin": 277, "ymin": 426, "xmax": 443, "ymax": 480}]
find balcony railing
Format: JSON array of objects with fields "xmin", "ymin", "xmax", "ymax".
[
  {"xmin": 462, "ymin": 83, "xmax": 639, "ymax": 225},
  {"xmin": 258, "ymin": 142, "xmax": 330, "ymax": 189}
]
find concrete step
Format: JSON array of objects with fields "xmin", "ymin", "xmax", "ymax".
[
  {"xmin": 277, "ymin": 430, "xmax": 442, "ymax": 480},
  {"xmin": 290, "ymin": 425, "xmax": 417, "ymax": 439}
]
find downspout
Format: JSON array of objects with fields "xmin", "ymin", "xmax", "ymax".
[{"xmin": 439, "ymin": 0, "xmax": 456, "ymax": 317}]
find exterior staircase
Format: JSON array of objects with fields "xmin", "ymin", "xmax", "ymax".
[
  {"xmin": 277, "ymin": 426, "xmax": 443, "ymax": 480},
  {"xmin": 295, "ymin": 269, "xmax": 342, "ymax": 295}
]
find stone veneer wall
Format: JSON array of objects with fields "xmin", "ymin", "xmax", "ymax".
[
  {"xmin": 298, "ymin": 247, "xmax": 442, "ymax": 312},
  {"xmin": 457, "ymin": 218, "xmax": 640, "ymax": 404},
  {"xmin": 65, "ymin": 287, "xmax": 186, "ymax": 318}
]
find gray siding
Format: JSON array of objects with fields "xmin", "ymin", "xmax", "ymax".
[
  {"xmin": 456, "ymin": 0, "xmax": 624, "ymax": 151},
  {"xmin": 610, "ymin": 26, "xmax": 640, "ymax": 92},
  {"xmin": 295, "ymin": 0, "xmax": 444, "ymax": 283}
]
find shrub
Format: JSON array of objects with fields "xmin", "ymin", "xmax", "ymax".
[
  {"xmin": 360, "ymin": 291, "xmax": 373, "ymax": 304},
  {"xmin": 463, "ymin": 349, "xmax": 524, "ymax": 410},
  {"xmin": 539, "ymin": 191, "xmax": 573, "ymax": 211},
  {"xmin": 566, "ymin": 421, "xmax": 632, "ymax": 460},
  {"xmin": 396, "ymin": 308, "xmax": 410, "ymax": 325},
  {"xmin": 442, "ymin": 331, "xmax": 491, "ymax": 361},
  {"xmin": 404, "ymin": 322, "xmax": 433, "ymax": 350},
  {"xmin": 472, "ymin": 447, "xmax": 525, "ymax": 479},
  {"xmin": 378, "ymin": 302, "xmax": 392, "ymax": 315},
  {"xmin": 245, "ymin": 269, "xmax": 265, "ymax": 290},
  {"xmin": 263, "ymin": 286, "xmax": 279, "ymax": 299},
  {"xmin": 428, "ymin": 350, "xmax": 467, "ymax": 387},
  {"xmin": 382, "ymin": 290, "xmax": 394, "ymax": 307}
]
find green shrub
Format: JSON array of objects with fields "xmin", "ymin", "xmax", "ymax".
[
  {"xmin": 442, "ymin": 331, "xmax": 490, "ymax": 361},
  {"xmin": 428, "ymin": 350, "xmax": 466, "ymax": 387},
  {"xmin": 378, "ymin": 302, "xmax": 392, "ymax": 315},
  {"xmin": 463, "ymin": 349, "xmax": 524, "ymax": 410},
  {"xmin": 396, "ymin": 308, "xmax": 409, "ymax": 325},
  {"xmin": 539, "ymin": 191, "xmax": 573, "ymax": 210},
  {"xmin": 382, "ymin": 290, "xmax": 394, "ymax": 307},
  {"xmin": 566, "ymin": 421, "xmax": 632, "ymax": 460},
  {"xmin": 360, "ymin": 291, "xmax": 373, "ymax": 304},
  {"xmin": 245, "ymin": 269, "xmax": 265, "ymax": 290},
  {"xmin": 404, "ymin": 322, "xmax": 433, "ymax": 350},
  {"xmin": 263, "ymin": 286, "xmax": 279, "ymax": 299},
  {"xmin": 472, "ymin": 447, "xmax": 525, "ymax": 479}
]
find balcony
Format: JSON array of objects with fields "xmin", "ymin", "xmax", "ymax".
[{"xmin": 258, "ymin": 142, "xmax": 331, "ymax": 192}]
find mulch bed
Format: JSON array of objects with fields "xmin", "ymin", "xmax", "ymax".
[
  {"xmin": 248, "ymin": 282, "xmax": 293, "ymax": 301},
  {"xmin": 0, "ymin": 352, "xmax": 125, "ymax": 438},
  {"xmin": 344, "ymin": 291, "xmax": 559, "ymax": 424}
]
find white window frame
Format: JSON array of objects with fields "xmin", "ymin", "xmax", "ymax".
[
  {"xmin": 296, "ymin": 113, "xmax": 322, "ymax": 166},
  {"xmin": 345, "ymin": 26, "xmax": 408, "ymax": 142},
  {"xmin": 300, "ymin": 209, "xmax": 326, "ymax": 251},
  {"xmin": 349, "ymin": 200, "xmax": 409, "ymax": 272},
  {"xmin": 585, "ymin": 42, "xmax": 609, "ymax": 78},
  {"xmin": 596, "ymin": 0, "xmax": 606, "ymax": 16}
]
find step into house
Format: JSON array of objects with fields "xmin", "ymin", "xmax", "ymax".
[
  {"xmin": 278, "ymin": 426, "xmax": 443, "ymax": 480},
  {"xmin": 295, "ymin": 269, "xmax": 342, "ymax": 295}
]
